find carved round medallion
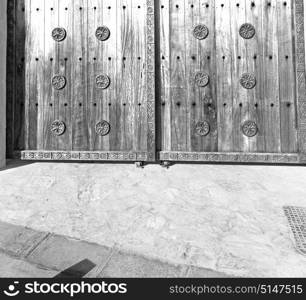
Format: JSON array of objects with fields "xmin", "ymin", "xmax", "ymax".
[
  {"xmin": 95, "ymin": 121, "xmax": 111, "ymax": 136},
  {"xmin": 239, "ymin": 23, "xmax": 256, "ymax": 39},
  {"xmin": 195, "ymin": 72, "xmax": 210, "ymax": 87},
  {"xmin": 193, "ymin": 24, "xmax": 209, "ymax": 40},
  {"xmin": 52, "ymin": 75, "xmax": 66, "ymax": 90},
  {"xmin": 240, "ymin": 73, "xmax": 256, "ymax": 89},
  {"xmin": 195, "ymin": 121, "xmax": 210, "ymax": 137},
  {"xmin": 242, "ymin": 121, "xmax": 258, "ymax": 137},
  {"xmin": 96, "ymin": 74, "xmax": 110, "ymax": 89},
  {"xmin": 52, "ymin": 27, "xmax": 67, "ymax": 42},
  {"xmin": 51, "ymin": 120, "xmax": 66, "ymax": 136},
  {"xmin": 95, "ymin": 26, "xmax": 111, "ymax": 41}
]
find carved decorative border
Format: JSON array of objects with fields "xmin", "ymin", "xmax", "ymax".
[
  {"xmin": 295, "ymin": 0, "xmax": 306, "ymax": 154},
  {"xmin": 146, "ymin": 0, "xmax": 156, "ymax": 161},
  {"xmin": 21, "ymin": 151, "xmax": 150, "ymax": 162},
  {"xmin": 159, "ymin": 152, "xmax": 301, "ymax": 164}
]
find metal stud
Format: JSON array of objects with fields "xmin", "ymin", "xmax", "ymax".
[
  {"xmin": 242, "ymin": 120, "xmax": 258, "ymax": 137},
  {"xmin": 240, "ymin": 73, "xmax": 256, "ymax": 89},
  {"xmin": 239, "ymin": 23, "xmax": 256, "ymax": 39},
  {"xmin": 95, "ymin": 26, "xmax": 111, "ymax": 41},
  {"xmin": 51, "ymin": 120, "xmax": 66, "ymax": 136},
  {"xmin": 95, "ymin": 121, "xmax": 111, "ymax": 136},
  {"xmin": 52, "ymin": 27, "xmax": 67, "ymax": 42},
  {"xmin": 195, "ymin": 72, "xmax": 210, "ymax": 87},
  {"xmin": 52, "ymin": 75, "xmax": 66, "ymax": 90},
  {"xmin": 195, "ymin": 121, "xmax": 210, "ymax": 136},
  {"xmin": 193, "ymin": 24, "xmax": 209, "ymax": 40},
  {"xmin": 95, "ymin": 74, "xmax": 110, "ymax": 89}
]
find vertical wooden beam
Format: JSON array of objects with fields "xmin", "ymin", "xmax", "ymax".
[{"xmin": 0, "ymin": 0, "xmax": 7, "ymax": 168}]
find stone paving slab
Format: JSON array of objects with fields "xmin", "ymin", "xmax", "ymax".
[
  {"xmin": 98, "ymin": 250, "xmax": 184, "ymax": 278},
  {"xmin": 0, "ymin": 252, "xmax": 57, "ymax": 278},
  {"xmin": 0, "ymin": 221, "xmax": 227, "ymax": 278},
  {"xmin": 26, "ymin": 234, "xmax": 113, "ymax": 273},
  {"xmin": 0, "ymin": 222, "xmax": 49, "ymax": 258},
  {"xmin": 186, "ymin": 266, "xmax": 228, "ymax": 278}
]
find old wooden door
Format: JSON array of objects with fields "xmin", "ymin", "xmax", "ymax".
[
  {"xmin": 21, "ymin": 0, "xmax": 155, "ymax": 162},
  {"xmin": 159, "ymin": 0, "xmax": 306, "ymax": 164}
]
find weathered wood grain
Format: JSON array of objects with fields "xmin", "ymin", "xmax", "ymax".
[
  {"xmin": 57, "ymin": 0, "xmax": 73, "ymax": 151},
  {"xmin": 71, "ymin": 0, "xmax": 89, "ymax": 151},
  {"xmin": 215, "ymin": 0, "xmax": 233, "ymax": 152},
  {"xmin": 278, "ymin": 0, "xmax": 297, "ymax": 153},
  {"xmin": 262, "ymin": 0, "xmax": 281, "ymax": 153},
  {"xmin": 200, "ymin": 0, "xmax": 217, "ymax": 152},
  {"xmin": 160, "ymin": 0, "xmax": 171, "ymax": 151},
  {"xmin": 185, "ymin": 0, "xmax": 198, "ymax": 152},
  {"xmin": 25, "ymin": 0, "xmax": 44, "ymax": 150},
  {"xmin": 43, "ymin": 0, "xmax": 57, "ymax": 150},
  {"xmin": 14, "ymin": 0, "xmax": 26, "ymax": 152},
  {"xmin": 170, "ymin": 0, "xmax": 187, "ymax": 151},
  {"xmin": 6, "ymin": 0, "xmax": 16, "ymax": 156}
]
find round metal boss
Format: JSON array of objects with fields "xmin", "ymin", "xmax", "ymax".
[
  {"xmin": 52, "ymin": 27, "xmax": 67, "ymax": 42},
  {"xmin": 195, "ymin": 121, "xmax": 210, "ymax": 137},
  {"xmin": 239, "ymin": 23, "xmax": 256, "ymax": 39},
  {"xmin": 51, "ymin": 120, "xmax": 66, "ymax": 136},
  {"xmin": 95, "ymin": 26, "xmax": 111, "ymax": 41},
  {"xmin": 52, "ymin": 75, "xmax": 67, "ymax": 90},
  {"xmin": 96, "ymin": 74, "xmax": 110, "ymax": 89},
  {"xmin": 195, "ymin": 72, "xmax": 210, "ymax": 87},
  {"xmin": 242, "ymin": 121, "xmax": 258, "ymax": 137},
  {"xmin": 95, "ymin": 121, "xmax": 111, "ymax": 136},
  {"xmin": 193, "ymin": 24, "xmax": 209, "ymax": 40},
  {"xmin": 240, "ymin": 73, "xmax": 256, "ymax": 89}
]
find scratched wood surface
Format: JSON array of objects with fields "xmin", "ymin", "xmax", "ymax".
[
  {"xmin": 23, "ymin": 0, "xmax": 150, "ymax": 154},
  {"xmin": 6, "ymin": 0, "xmax": 26, "ymax": 156},
  {"xmin": 159, "ymin": 0, "xmax": 298, "ymax": 154}
]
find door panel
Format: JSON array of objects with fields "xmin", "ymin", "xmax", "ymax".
[
  {"xmin": 159, "ymin": 0, "xmax": 306, "ymax": 164},
  {"xmin": 21, "ymin": 0, "xmax": 155, "ymax": 162}
]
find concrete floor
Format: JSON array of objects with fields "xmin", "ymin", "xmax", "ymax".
[{"xmin": 1, "ymin": 160, "xmax": 306, "ymax": 277}]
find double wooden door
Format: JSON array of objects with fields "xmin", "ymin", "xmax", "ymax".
[{"xmin": 7, "ymin": 0, "xmax": 306, "ymax": 164}]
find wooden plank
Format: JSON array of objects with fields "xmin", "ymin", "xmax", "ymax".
[
  {"xmin": 244, "ymin": 0, "xmax": 260, "ymax": 152},
  {"xmin": 230, "ymin": 0, "xmax": 248, "ymax": 152},
  {"xmin": 86, "ymin": 0, "xmax": 98, "ymax": 151},
  {"xmin": 25, "ymin": 0, "xmax": 44, "ymax": 150},
  {"xmin": 6, "ymin": 0, "xmax": 16, "ymax": 156},
  {"xmin": 251, "ymin": 0, "xmax": 266, "ymax": 153},
  {"xmin": 33, "ymin": 0, "xmax": 44, "ymax": 150},
  {"xmin": 131, "ymin": 2, "xmax": 147, "ymax": 151},
  {"xmin": 262, "ymin": 0, "xmax": 281, "ymax": 153},
  {"xmin": 186, "ymin": 0, "xmax": 200, "ymax": 152},
  {"xmin": 71, "ymin": 0, "xmax": 89, "ymax": 151},
  {"xmin": 100, "ymin": 0, "xmax": 116, "ymax": 151},
  {"xmin": 160, "ymin": 0, "xmax": 171, "ymax": 151},
  {"xmin": 170, "ymin": 0, "xmax": 187, "ymax": 151},
  {"xmin": 43, "ymin": 0, "xmax": 58, "ymax": 150},
  {"xmin": 278, "ymin": 0, "xmax": 297, "ymax": 153},
  {"xmin": 14, "ymin": 0, "xmax": 26, "ymax": 152},
  {"xmin": 198, "ymin": 0, "xmax": 217, "ymax": 152},
  {"xmin": 118, "ymin": 0, "xmax": 133, "ymax": 151},
  {"xmin": 57, "ymin": 0, "xmax": 73, "ymax": 151},
  {"xmin": 215, "ymin": 0, "xmax": 233, "ymax": 152}
]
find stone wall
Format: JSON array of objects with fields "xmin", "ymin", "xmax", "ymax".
[{"xmin": 0, "ymin": 1, "xmax": 7, "ymax": 168}]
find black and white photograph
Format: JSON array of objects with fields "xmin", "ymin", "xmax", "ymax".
[{"xmin": 0, "ymin": 0, "xmax": 306, "ymax": 298}]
